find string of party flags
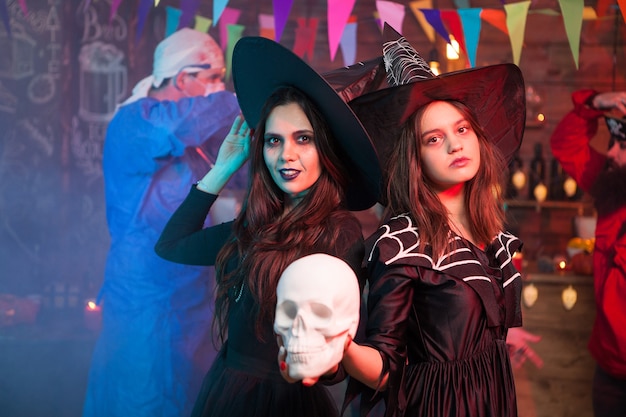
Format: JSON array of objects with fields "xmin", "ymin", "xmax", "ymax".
[{"xmin": 1, "ymin": 0, "xmax": 622, "ymax": 72}]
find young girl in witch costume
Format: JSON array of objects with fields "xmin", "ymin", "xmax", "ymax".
[
  {"xmin": 155, "ymin": 37, "xmax": 381, "ymax": 417},
  {"xmin": 341, "ymin": 25, "xmax": 530, "ymax": 417}
]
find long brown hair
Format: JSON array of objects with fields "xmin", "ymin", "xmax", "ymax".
[
  {"xmin": 386, "ymin": 100, "xmax": 507, "ymax": 256},
  {"xmin": 212, "ymin": 86, "xmax": 354, "ymax": 343}
]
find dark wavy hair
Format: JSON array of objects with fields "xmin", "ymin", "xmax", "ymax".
[
  {"xmin": 385, "ymin": 100, "xmax": 507, "ymax": 256},
  {"xmin": 212, "ymin": 86, "xmax": 354, "ymax": 343}
]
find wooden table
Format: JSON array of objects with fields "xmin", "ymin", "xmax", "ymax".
[{"xmin": 514, "ymin": 270, "xmax": 596, "ymax": 417}]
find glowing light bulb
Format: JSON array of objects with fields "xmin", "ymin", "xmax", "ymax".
[
  {"xmin": 512, "ymin": 170, "xmax": 526, "ymax": 190},
  {"xmin": 429, "ymin": 61, "xmax": 440, "ymax": 76},
  {"xmin": 446, "ymin": 36, "xmax": 460, "ymax": 60},
  {"xmin": 563, "ymin": 176, "xmax": 577, "ymax": 197},
  {"xmin": 562, "ymin": 285, "xmax": 577, "ymax": 310},
  {"xmin": 533, "ymin": 183, "xmax": 547, "ymax": 202},
  {"xmin": 523, "ymin": 283, "xmax": 538, "ymax": 308}
]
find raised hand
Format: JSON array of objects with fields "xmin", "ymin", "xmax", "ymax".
[
  {"xmin": 196, "ymin": 114, "xmax": 252, "ymax": 194},
  {"xmin": 592, "ymin": 91, "xmax": 626, "ymax": 115},
  {"xmin": 213, "ymin": 114, "xmax": 252, "ymax": 174}
]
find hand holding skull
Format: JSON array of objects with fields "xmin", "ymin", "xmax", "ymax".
[{"xmin": 274, "ymin": 254, "xmax": 361, "ymax": 384}]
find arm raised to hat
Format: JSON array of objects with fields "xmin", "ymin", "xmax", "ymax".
[
  {"xmin": 549, "ymin": 90, "xmax": 607, "ymax": 193},
  {"xmin": 196, "ymin": 114, "xmax": 251, "ymax": 194},
  {"xmin": 591, "ymin": 91, "xmax": 626, "ymax": 114}
]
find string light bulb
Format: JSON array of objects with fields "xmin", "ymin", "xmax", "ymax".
[
  {"xmin": 446, "ymin": 35, "xmax": 460, "ymax": 60},
  {"xmin": 512, "ymin": 170, "xmax": 526, "ymax": 190},
  {"xmin": 428, "ymin": 48, "xmax": 441, "ymax": 76},
  {"xmin": 533, "ymin": 182, "xmax": 548, "ymax": 202},
  {"xmin": 562, "ymin": 285, "xmax": 577, "ymax": 310},
  {"xmin": 523, "ymin": 283, "xmax": 538, "ymax": 308},
  {"xmin": 563, "ymin": 176, "xmax": 577, "ymax": 197}
]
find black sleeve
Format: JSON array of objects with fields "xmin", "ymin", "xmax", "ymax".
[
  {"xmin": 318, "ymin": 214, "xmax": 366, "ymax": 386},
  {"xmin": 155, "ymin": 185, "xmax": 234, "ymax": 266}
]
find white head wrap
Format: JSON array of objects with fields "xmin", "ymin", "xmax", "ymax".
[{"xmin": 121, "ymin": 28, "xmax": 224, "ymax": 106}]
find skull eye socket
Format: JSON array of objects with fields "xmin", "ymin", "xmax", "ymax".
[
  {"xmin": 275, "ymin": 301, "xmax": 333, "ymax": 325},
  {"xmin": 309, "ymin": 302, "xmax": 332, "ymax": 321},
  {"xmin": 277, "ymin": 300, "xmax": 298, "ymax": 320}
]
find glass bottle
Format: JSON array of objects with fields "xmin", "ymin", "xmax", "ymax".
[
  {"xmin": 506, "ymin": 151, "xmax": 524, "ymax": 198},
  {"xmin": 548, "ymin": 158, "xmax": 566, "ymax": 200},
  {"xmin": 528, "ymin": 142, "xmax": 546, "ymax": 200}
]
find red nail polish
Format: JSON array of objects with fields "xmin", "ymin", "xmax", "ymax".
[{"xmin": 280, "ymin": 361, "xmax": 286, "ymax": 371}]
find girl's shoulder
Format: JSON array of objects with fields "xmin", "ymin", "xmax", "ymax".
[{"xmin": 365, "ymin": 214, "xmax": 430, "ymax": 267}]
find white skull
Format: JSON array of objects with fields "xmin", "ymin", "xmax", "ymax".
[{"xmin": 274, "ymin": 253, "xmax": 360, "ymax": 379}]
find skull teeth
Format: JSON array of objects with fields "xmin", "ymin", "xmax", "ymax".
[{"xmin": 288, "ymin": 352, "xmax": 312, "ymax": 363}]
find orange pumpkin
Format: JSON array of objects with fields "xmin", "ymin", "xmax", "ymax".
[{"xmin": 571, "ymin": 252, "xmax": 593, "ymax": 275}]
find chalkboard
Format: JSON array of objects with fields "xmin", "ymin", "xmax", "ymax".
[{"xmin": 0, "ymin": 0, "xmax": 163, "ymax": 305}]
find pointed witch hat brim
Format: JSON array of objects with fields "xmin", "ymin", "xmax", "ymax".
[
  {"xmin": 349, "ymin": 24, "xmax": 526, "ymax": 198},
  {"xmin": 232, "ymin": 37, "xmax": 383, "ymax": 211}
]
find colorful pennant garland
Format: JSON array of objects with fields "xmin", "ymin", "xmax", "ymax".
[{"xmin": 0, "ymin": 0, "xmax": 616, "ymax": 72}]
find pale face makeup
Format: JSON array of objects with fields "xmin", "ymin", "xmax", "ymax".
[{"xmin": 263, "ymin": 102, "xmax": 322, "ymax": 207}]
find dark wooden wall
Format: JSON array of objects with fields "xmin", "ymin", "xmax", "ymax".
[{"xmin": 0, "ymin": 2, "xmax": 619, "ymax": 416}]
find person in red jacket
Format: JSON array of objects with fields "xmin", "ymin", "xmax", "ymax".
[{"xmin": 550, "ymin": 89, "xmax": 626, "ymax": 417}]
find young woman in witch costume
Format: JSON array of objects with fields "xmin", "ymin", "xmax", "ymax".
[
  {"xmin": 154, "ymin": 37, "xmax": 381, "ymax": 417},
  {"xmin": 340, "ymin": 25, "xmax": 529, "ymax": 417}
]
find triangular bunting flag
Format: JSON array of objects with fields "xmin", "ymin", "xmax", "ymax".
[
  {"xmin": 376, "ymin": 0, "xmax": 406, "ymax": 33},
  {"xmin": 328, "ymin": 0, "xmax": 356, "ymax": 61},
  {"xmin": 618, "ymin": 0, "xmax": 626, "ymax": 23},
  {"xmin": 441, "ymin": 10, "xmax": 467, "ymax": 57},
  {"xmin": 306, "ymin": 18, "xmax": 319, "ymax": 61},
  {"xmin": 109, "ymin": 0, "xmax": 123, "ymax": 24},
  {"xmin": 213, "ymin": 0, "xmax": 229, "ymax": 25},
  {"xmin": 293, "ymin": 18, "xmax": 312, "ymax": 58},
  {"xmin": 421, "ymin": 9, "xmax": 451, "ymax": 43},
  {"xmin": 178, "ymin": 0, "xmax": 201, "ymax": 29},
  {"xmin": 458, "ymin": 8, "xmax": 482, "ymax": 67},
  {"xmin": 339, "ymin": 17, "xmax": 358, "ymax": 66},
  {"xmin": 408, "ymin": 0, "xmax": 436, "ymax": 43},
  {"xmin": 504, "ymin": 1, "xmax": 531, "ymax": 65},
  {"xmin": 226, "ymin": 24, "xmax": 245, "ymax": 81},
  {"xmin": 194, "ymin": 16, "xmax": 212, "ymax": 33},
  {"xmin": 558, "ymin": 0, "xmax": 584, "ymax": 69},
  {"xmin": 135, "ymin": 0, "xmax": 153, "ymax": 43},
  {"xmin": 293, "ymin": 17, "xmax": 319, "ymax": 61},
  {"xmin": 481, "ymin": 9, "xmax": 508, "ymax": 35},
  {"xmin": 219, "ymin": 8, "xmax": 241, "ymax": 50},
  {"xmin": 165, "ymin": 6, "xmax": 182, "ymax": 37},
  {"xmin": 259, "ymin": 13, "xmax": 276, "ymax": 40},
  {"xmin": 274, "ymin": 0, "xmax": 294, "ymax": 41}
]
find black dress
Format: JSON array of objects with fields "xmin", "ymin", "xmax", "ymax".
[
  {"xmin": 353, "ymin": 214, "xmax": 523, "ymax": 417},
  {"xmin": 155, "ymin": 186, "xmax": 366, "ymax": 417}
]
